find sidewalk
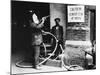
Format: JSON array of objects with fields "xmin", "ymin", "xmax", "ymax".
[
  {"xmin": 11, "ymin": 63, "xmax": 67, "ymax": 74},
  {"xmin": 11, "ymin": 53, "xmax": 67, "ymax": 74}
]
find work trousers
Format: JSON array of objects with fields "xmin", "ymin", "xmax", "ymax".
[{"xmin": 32, "ymin": 33, "xmax": 43, "ymax": 68}]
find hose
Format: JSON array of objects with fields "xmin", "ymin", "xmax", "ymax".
[
  {"xmin": 37, "ymin": 31, "xmax": 58, "ymax": 66},
  {"xmin": 42, "ymin": 42, "xmax": 47, "ymax": 57},
  {"xmin": 15, "ymin": 60, "xmax": 33, "ymax": 68},
  {"xmin": 15, "ymin": 42, "xmax": 47, "ymax": 68},
  {"xmin": 59, "ymin": 44, "xmax": 70, "ymax": 70},
  {"xmin": 15, "ymin": 31, "xmax": 58, "ymax": 68},
  {"xmin": 60, "ymin": 44, "xmax": 84, "ymax": 71},
  {"xmin": 15, "ymin": 30, "xmax": 83, "ymax": 70}
]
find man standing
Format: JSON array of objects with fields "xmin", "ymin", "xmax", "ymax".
[
  {"xmin": 29, "ymin": 10, "xmax": 47, "ymax": 69},
  {"xmin": 51, "ymin": 18, "xmax": 63, "ymax": 57}
]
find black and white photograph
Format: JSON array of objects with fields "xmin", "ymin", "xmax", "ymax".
[{"xmin": 11, "ymin": 0, "xmax": 96, "ymax": 74}]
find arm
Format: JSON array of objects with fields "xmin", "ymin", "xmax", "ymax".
[
  {"xmin": 36, "ymin": 16, "xmax": 49, "ymax": 28},
  {"xmin": 29, "ymin": 18, "xmax": 45, "ymax": 28},
  {"xmin": 36, "ymin": 17, "xmax": 46, "ymax": 28},
  {"xmin": 51, "ymin": 27, "xmax": 54, "ymax": 34},
  {"xmin": 61, "ymin": 26, "xmax": 63, "ymax": 40},
  {"xmin": 30, "ymin": 15, "xmax": 49, "ymax": 28},
  {"xmin": 61, "ymin": 27, "xmax": 63, "ymax": 36}
]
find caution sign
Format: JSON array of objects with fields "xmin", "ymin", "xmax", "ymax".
[{"xmin": 68, "ymin": 6, "xmax": 85, "ymax": 22}]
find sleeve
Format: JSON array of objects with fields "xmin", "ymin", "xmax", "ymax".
[
  {"xmin": 61, "ymin": 26, "xmax": 63, "ymax": 36},
  {"xmin": 61, "ymin": 26, "xmax": 63, "ymax": 41},
  {"xmin": 51, "ymin": 27, "xmax": 55, "ymax": 35}
]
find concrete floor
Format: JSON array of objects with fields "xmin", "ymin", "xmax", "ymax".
[{"xmin": 11, "ymin": 52, "xmax": 67, "ymax": 74}]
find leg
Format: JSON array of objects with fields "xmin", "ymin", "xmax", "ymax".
[
  {"xmin": 34, "ymin": 45, "xmax": 40, "ymax": 66},
  {"xmin": 32, "ymin": 45, "xmax": 40, "ymax": 69},
  {"xmin": 32, "ymin": 33, "xmax": 42, "ymax": 69}
]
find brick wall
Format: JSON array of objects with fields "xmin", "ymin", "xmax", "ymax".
[{"xmin": 66, "ymin": 6, "xmax": 90, "ymax": 41}]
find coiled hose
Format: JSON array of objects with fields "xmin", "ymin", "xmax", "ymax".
[
  {"xmin": 15, "ymin": 30, "xmax": 83, "ymax": 70},
  {"xmin": 59, "ymin": 44, "xmax": 84, "ymax": 71},
  {"xmin": 15, "ymin": 31, "xmax": 58, "ymax": 68}
]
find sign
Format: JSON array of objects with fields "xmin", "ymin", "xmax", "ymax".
[{"xmin": 68, "ymin": 6, "xmax": 85, "ymax": 22}]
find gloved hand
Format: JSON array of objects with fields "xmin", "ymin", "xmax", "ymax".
[{"xmin": 58, "ymin": 40, "xmax": 63, "ymax": 44}]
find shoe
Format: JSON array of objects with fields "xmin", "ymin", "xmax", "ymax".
[
  {"xmin": 36, "ymin": 65, "xmax": 42, "ymax": 70},
  {"xmin": 32, "ymin": 66, "xmax": 37, "ymax": 69}
]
